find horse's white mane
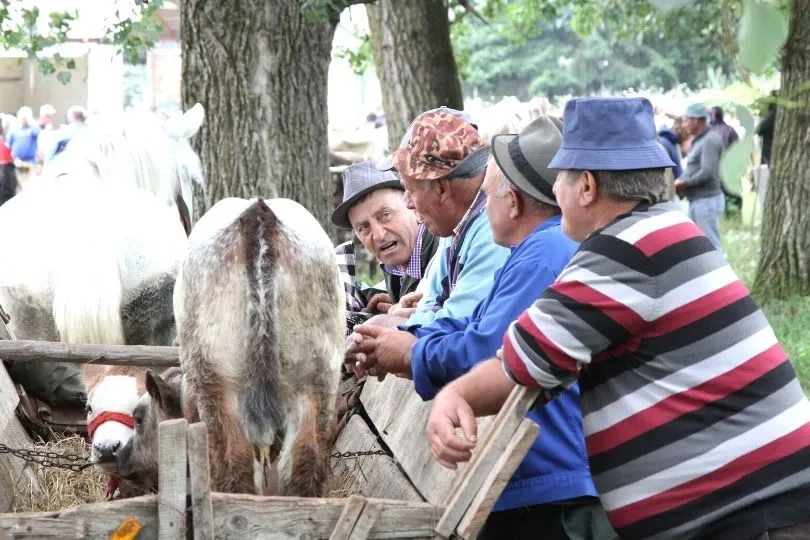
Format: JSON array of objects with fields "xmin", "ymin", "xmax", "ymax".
[{"xmin": 41, "ymin": 104, "xmax": 206, "ymax": 221}]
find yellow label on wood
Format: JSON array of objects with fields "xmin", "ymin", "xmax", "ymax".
[{"xmin": 110, "ymin": 517, "xmax": 142, "ymax": 540}]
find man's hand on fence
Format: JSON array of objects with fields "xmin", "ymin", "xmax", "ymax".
[
  {"xmin": 366, "ymin": 292, "xmax": 394, "ymax": 314},
  {"xmin": 346, "ymin": 324, "xmax": 415, "ymax": 381},
  {"xmin": 426, "ymin": 386, "xmax": 478, "ymax": 470},
  {"xmin": 388, "ymin": 291, "xmax": 423, "ymax": 318}
]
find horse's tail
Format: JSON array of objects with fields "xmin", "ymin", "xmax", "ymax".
[
  {"xmin": 237, "ymin": 199, "xmax": 284, "ymax": 449},
  {"xmin": 52, "ymin": 220, "xmax": 125, "ymax": 345}
]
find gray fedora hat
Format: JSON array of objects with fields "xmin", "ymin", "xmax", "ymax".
[
  {"xmin": 331, "ymin": 161, "xmax": 403, "ymax": 229},
  {"xmin": 491, "ymin": 115, "xmax": 563, "ymax": 207}
]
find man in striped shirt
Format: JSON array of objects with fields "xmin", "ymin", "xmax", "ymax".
[{"xmin": 425, "ymin": 96, "xmax": 810, "ymax": 540}]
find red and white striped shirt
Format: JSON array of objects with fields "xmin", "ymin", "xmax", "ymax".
[{"xmin": 502, "ymin": 201, "xmax": 810, "ymax": 539}]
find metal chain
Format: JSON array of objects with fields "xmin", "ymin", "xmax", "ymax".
[
  {"xmin": 0, "ymin": 442, "xmax": 93, "ymax": 472},
  {"xmin": 330, "ymin": 449, "xmax": 390, "ymax": 459}
]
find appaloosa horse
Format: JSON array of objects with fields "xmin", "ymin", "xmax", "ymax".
[
  {"xmin": 117, "ymin": 197, "xmax": 345, "ymax": 497},
  {"xmin": 0, "ymin": 104, "xmax": 205, "ymax": 496}
]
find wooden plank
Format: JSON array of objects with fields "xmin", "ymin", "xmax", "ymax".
[
  {"xmin": 359, "ymin": 376, "xmax": 493, "ymax": 505},
  {"xmin": 209, "ymin": 494, "xmax": 441, "ymax": 539},
  {"xmin": 456, "ymin": 419, "xmax": 540, "ymax": 540},
  {"xmin": 187, "ymin": 422, "xmax": 213, "ymax": 540},
  {"xmin": 433, "ymin": 386, "xmax": 539, "ymax": 538},
  {"xmin": 331, "ymin": 415, "xmax": 423, "ymax": 502},
  {"xmin": 0, "ymin": 494, "xmax": 159, "ymax": 539},
  {"xmin": 329, "ymin": 495, "xmax": 366, "ymax": 540},
  {"xmin": 0, "ymin": 340, "xmax": 179, "ymax": 368},
  {"xmin": 349, "ymin": 499, "xmax": 382, "ymax": 540},
  {"xmin": 158, "ymin": 419, "xmax": 188, "ymax": 540},
  {"xmin": 0, "ymin": 362, "xmax": 40, "ymax": 512}
]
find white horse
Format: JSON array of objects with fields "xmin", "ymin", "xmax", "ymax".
[{"xmin": 0, "ymin": 104, "xmax": 205, "ymax": 488}]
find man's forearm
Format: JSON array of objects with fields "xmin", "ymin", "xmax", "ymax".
[{"xmin": 446, "ymin": 358, "xmax": 515, "ymax": 417}]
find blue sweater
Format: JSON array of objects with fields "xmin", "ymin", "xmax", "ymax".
[
  {"xmin": 8, "ymin": 126, "xmax": 40, "ymax": 163},
  {"xmin": 409, "ymin": 215, "xmax": 599, "ymax": 511},
  {"xmin": 405, "ymin": 209, "xmax": 510, "ymax": 327}
]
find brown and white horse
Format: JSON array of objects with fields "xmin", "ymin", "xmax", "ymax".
[{"xmin": 117, "ymin": 197, "xmax": 345, "ymax": 497}]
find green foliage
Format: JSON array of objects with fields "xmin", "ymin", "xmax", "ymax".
[
  {"xmin": 452, "ymin": 3, "xmax": 733, "ymax": 100},
  {"xmin": 334, "ymin": 29, "xmax": 372, "ymax": 75},
  {"xmin": 738, "ymin": 0, "xmax": 788, "ymax": 75},
  {"xmin": 0, "ymin": 0, "xmax": 164, "ymax": 85}
]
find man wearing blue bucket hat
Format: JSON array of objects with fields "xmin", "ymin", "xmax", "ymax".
[{"xmin": 425, "ymin": 96, "xmax": 810, "ymax": 540}]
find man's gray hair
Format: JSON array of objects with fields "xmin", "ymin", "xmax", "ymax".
[
  {"xmin": 563, "ymin": 168, "xmax": 667, "ymax": 204},
  {"xmin": 494, "ymin": 165, "xmax": 560, "ymax": 215}
]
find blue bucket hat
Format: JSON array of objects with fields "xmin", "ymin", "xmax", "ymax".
[{"xmin": 548, "ymin": 97, "xmax": 675, "ymax": 171}]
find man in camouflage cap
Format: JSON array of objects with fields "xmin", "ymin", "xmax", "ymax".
[{"xmin": 346, "ymin": 107, "xmax": 510, "ymax": 378}]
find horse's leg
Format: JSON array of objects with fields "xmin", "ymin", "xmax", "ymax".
[{"xmin": 284, "ymin": 392, "xmax": 332, "ymax": 498}]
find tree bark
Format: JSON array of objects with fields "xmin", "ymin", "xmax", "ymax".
[
  {"xmin": 753, "ymin": 0, "xmax": 810, "ymax": 299},
  {"xmin": 181, "ymin": 0, "xmax": 338, "ymax": 235},
  {"xmin": 367, "ymin": 0, "xmax": 464, "ymax": 151}
]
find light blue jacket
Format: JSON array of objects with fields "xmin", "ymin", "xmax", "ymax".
[{"xmin": 404, "ymin": 209, "xmax": 509, "ymax": 327}]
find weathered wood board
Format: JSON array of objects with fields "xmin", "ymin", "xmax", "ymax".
[
  {"xmin": 331, "ymin": 415, "xmax": 423, "ymax": 502},
  {"xmin": 0, "ymin": 362, "xmax": 40, "ymax": 512},
  {"xmin": 360, "ymin": 376, "xmax": 494, "ymax": 505},
  {"xmin": 209, "ymin": 494, "xmax": 440, "ymax": 540},
  {"xmin": 0, "ymin": 495, "xmax": 159, "ymax": 539}
]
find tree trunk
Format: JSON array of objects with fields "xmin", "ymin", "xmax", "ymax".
[
  {"xmin": 181, "ymin": 0, "xmax": 338, "ymax": 236},
  {"xmin": 367, "ymin": 0, "xmax": 464, "ymax": 151},
  {"xmin": 753, "ymin": 0, "xmax": 810, "ymax": 299}
]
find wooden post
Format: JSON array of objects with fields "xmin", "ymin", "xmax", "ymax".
[
  {"xmin": 0, "ymin": 340, "xmax": 179, "ymax": 368},
  {"xmin": 158, "ymin": 419, "xmax": 188, "ymax": 540},
  {"xmin": 456, "ymin": 419, "xmax": 540, "ymax": 540},
  {"xmin": 187, "ymin": 422, "xmax": 214, "ymax": 540},
  {"xmin": 0, "ymin": 362, "xmax": 41, "ymax": 512},
  {"xmin": 328, "ymin": 494, "xmax": 384, "ymax": 540},
  {"xmin": 433, "ymin": 386, "xmax": 539, "ymax": 539}
]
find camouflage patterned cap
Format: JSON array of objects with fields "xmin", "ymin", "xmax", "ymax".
[{"xmin": 376, "ymin": 106, "xmax": 490, "ymax": 181}]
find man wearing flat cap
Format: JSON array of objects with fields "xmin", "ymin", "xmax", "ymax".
[
  {"xmin": 347, "ymin": 115, "xmax": 616, "ymax": 539},
  {"xmin": 426, "ymin": 96, "xmax": 810, "ymax": 540},
  {"xmin": 346, "ymin": 107, "xmax": 510, "ymax": 378},
  {"xmin": 332, "ymin": 161, "xmax": 440, "ymax": 327}
]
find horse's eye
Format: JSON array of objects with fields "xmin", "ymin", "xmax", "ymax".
[
  {"xmin": 85, "ymin": 403, "xmax": 92, "ymax": 414},
  {"xmin": 134, "ymin": 415, "xmax": 143, "ymax": 427}
]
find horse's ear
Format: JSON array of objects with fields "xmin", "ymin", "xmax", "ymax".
[
  {"xmin": 165, "ymin": 103, "xmax": 205, "ymax": 140},
  {"xmin": 146, "ymin": 370, "xmax": 183, "ymax": 418}
]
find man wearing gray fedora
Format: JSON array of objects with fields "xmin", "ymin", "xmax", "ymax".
[
  {"xmin": 347, "ymin": 115, "xmax": 616, "ymax": 539},
  {"xmin": 332, "ymin": 161, "xmax": 440, "ymax": 323}
]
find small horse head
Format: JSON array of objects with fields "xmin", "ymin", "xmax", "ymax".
[
  {"xmin": 86, "ymin": 373, "xmax": 145, "ymax": 473},
  {"xmin": 116, "ymin": 369, "xmax": 184, "ymax": 490}
]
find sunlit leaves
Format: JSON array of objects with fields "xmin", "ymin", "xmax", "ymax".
[
  {"xmin": 650, "ymin": 0, "xmax": 694, "ymax": 10},
  {"xmin": 735, "ymin": 103, "xmax": 756, "ymax": 132},
  {"xmin": 738, "ymin": 0, "xmax": 787, "ymax": 74},
  {"xmin": 721, "ymin": 135, "xmax": 753, "ymax": 196}
]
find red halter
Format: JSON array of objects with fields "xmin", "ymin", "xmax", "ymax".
[{"xmin": 87, "ymin": 411, "xmax": 135, "ymax": 441}]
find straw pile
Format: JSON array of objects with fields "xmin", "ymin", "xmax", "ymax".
[{"xmin": 11, "ymin": 433, "xmax": 106, "ymax": 513}]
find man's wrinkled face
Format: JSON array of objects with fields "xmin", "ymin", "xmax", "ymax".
[
  {"xmin": 482, "ymin": 162, "xmax": 512, "ymax": 247},
  {"xmin": 348, "ymin": 188, "xmax": 418, "ymax": 266},
  {"xmin": 553, "ymin": 170, "xmax": 590, "ymax": 242},
  {"xmin": 400, "ymin": 174, "xmax": 451, "ymax": 237}
]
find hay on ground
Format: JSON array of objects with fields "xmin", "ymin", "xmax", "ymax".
[{"xmin": 11, "ymin": 433, "xmax": 106, "ymax": 513}]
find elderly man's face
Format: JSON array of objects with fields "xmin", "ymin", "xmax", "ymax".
[
  {"xmin": 554, "ymin": 170, "xmax": 593, "ymax": 242},
  {"xmin": 400, "ymin": 174, "xmax": 452, "ymax": 237},
  {"xmin": 348, "ymin": 188, "xmax": 418, "ymax": 266},
  {"xmin": 482, "ymin": 160, "xmax": 513, "ymax": 247}
]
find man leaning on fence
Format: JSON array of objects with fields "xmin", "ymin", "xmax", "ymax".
[
  {"xmin": 373, "ymin": 106, "xmax": 511, "ymax": 330},
  {"xmin": 332, "ymin": 161, "xmax": 440, "ymax": 333},
  {"xmin": 348, "ymin": 115, "xmax": 617, "ymax": 539},
  {"xmin": 425, "ymin": 96, "xmax": 810, "ymax": 540}
]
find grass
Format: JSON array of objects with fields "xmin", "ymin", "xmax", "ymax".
[{"xmin": 721, "ymin": 193, "xmax": 810, "ymax": 394}]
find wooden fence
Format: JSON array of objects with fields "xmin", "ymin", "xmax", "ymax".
[{"xmin": 0, "ymin": 341, "xmax": 541, "ymax": 539}]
